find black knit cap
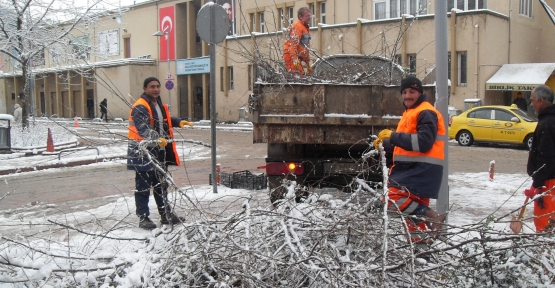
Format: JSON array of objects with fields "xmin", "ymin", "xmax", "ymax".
[
  {"xmin": 143, "ymin": 77, "xmax": 160, "ymax": 88},
  {"xmin": 399, "ymin": 75, "xmax": 423, "ymax": 94}
]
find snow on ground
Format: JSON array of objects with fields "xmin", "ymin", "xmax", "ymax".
[
  {"xmin": 0, "ymin": 170, "xmax": 535, "ymax": 286},
  {"xmin": 0, "ymin": 121, "xmax": 539, "ymax": 286}
]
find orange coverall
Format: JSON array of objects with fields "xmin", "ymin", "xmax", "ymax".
[
  {"xmin": 534, "ymin": 178, "xmax": 555, "ymax": 232},
  {"xmin": 283, "ymin": 19, "xmax": 311, "ymax": 73}
]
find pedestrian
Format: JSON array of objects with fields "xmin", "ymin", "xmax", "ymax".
[
  {"xmin": 374, "ymin": 76, "xmax": 445, "ymax": 244},
  {"xmin": 13, "ymin": 104, "xmax": 22, "ymax": 123},
  {"xmin": 283, "ymin": 7, "xmax": 312, "ymax": 75},
  {"xmin": 87, "ymin": 97, "xmax": 95, "ymax": 118},
  {"xmin": 513, "ymin": 92, "xmax": 528, "ymax": 111},
  {"xmin": 127, "ymin": 77, "xmax": 194, "ymax": 230},
  {"xmin": 524, "ymin": 84, "xmax": 555, "ymax": 232},
  {"xmin": 99, "ymin": 98, "xmax": 108, "ymax": 122}
]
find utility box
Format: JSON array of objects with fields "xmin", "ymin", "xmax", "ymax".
[
  {"xmin": 0, "ymin": 114, "xmax": 14, "ymax": 154},
  {"xmin": 238, "ymin": 107, "xmax": 248, "ymax": 122},
  {"xmin": 464, "ymin": 98, "xmax": 482, "ymax": 111},
  {"xmin": 448, "ymin": 106, "xmax": 462, "ymax": 118}
]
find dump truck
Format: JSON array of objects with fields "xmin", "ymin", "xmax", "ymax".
[{"xmin": 248, "ymin": 55, "xmax": 435, "ymax": 202}]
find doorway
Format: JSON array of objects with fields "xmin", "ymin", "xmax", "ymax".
[{"xmin": 40, "ymin": 92, "xmax": 46, "ymax": 116}]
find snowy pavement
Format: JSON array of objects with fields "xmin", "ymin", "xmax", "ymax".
[{"xmin": 0, "ymin": 119, "xmax": 252, "ymax": 175}]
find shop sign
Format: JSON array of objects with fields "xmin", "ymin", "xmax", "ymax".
[{"xmin": 485, "ymin": 84, "xmax": 538, "ymax": 91}]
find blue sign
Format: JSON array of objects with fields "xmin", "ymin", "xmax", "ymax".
[
  {"xmin": 176, "ymin": 57, "xmax": 210, "ymax": 75},
  {"xmin": 165, "ymin": 80, "xmax": 174, "ymax": 90}
]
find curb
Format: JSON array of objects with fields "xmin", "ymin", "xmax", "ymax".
[{"xmin": 0, "ymin": 156, "xmax": 124, "ymax": 176}]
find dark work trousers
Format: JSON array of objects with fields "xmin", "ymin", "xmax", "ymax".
[{"xmin": 134, "ymin": 167, "xmax": 171, "ymax": 217}]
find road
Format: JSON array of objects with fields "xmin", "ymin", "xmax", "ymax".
[{"xmin": 0, "ymin": 127, "xmax": 529, "ymax": 211}]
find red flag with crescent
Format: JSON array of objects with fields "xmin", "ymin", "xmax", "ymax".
[{"xmin": 159, "ymin": 6, "xmax": 175, "ymax": 61}]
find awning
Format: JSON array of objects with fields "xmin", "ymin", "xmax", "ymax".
[{"xmin": 485, "ymin": 63, "xmax": 555, "ymax": 91}]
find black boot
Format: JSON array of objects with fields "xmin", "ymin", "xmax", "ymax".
[
  {"xmin": 160, "ymin": 212, "xmax": 185, "ymax": 225},
  {"xmin": 139, "ymin": 216, "xmax": 157, "ymax": 230}
]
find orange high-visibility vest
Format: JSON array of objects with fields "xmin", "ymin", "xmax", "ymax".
[
  {"xmin": 393, "ymin": 101, "xmax": 446, "ymax": 165},
  {"xmin": 128, "ymin": 97, "xmax": 181, "ymax": 166}
]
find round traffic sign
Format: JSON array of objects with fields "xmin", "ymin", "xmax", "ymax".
[
  {"xmin": 165, "ymin": 80, "xmax": 174, "ymax": 90},
  {"xmin": 196, "ymin": 3, "xmax": 230, "ymax": 44}
]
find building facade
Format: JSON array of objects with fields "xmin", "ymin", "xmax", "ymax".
[{"xmin": 1, "ymin": 0, "xmax": 554, "ymax": 120}]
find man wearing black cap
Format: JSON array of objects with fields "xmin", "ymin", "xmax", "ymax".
[
  {"xmin": 127, "ymin": 77, "xmax": 194, "ymax": 230},
  {"xmin": 374, "ymin": 75, "xmax": 446, "ymax": 244}
]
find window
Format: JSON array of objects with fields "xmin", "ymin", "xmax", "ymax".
[
  {"xmin": 457, "ymin": 51, "xmax": 467, "ymax": 86},
  {"xmin": 394, "ymin": 54, "xmax": 402, "ymax": 64},
  {"xmin": 248, "ymin": 65, "xmax": 254, "ymax": 91},
  {"xmin": 259, "ymin": 12, "xmax": 265, "ymax": 33},
  {"xmin": 228, "ymin": 66, "xmax": 234, "ymax": 91},
  {"xmin": 123, "ymin": 37, "xmax": 131, "ymax": 58},
  {"xmin": 494, "ymin": 110, "xmax": 515, "ymax": 121},
  {"xmin": 71, "ymin": 35, "xmax": 89, "ymax": 60},
  {"xmin": 519, "ymin": 0, "xmax": 532, "ymax": 17},
  {"xmin": 447, "ymin": 52, "xmax": 451, "ymax": 80},
  {"xmin": 373, "ymin": 0, "xmax": 427, "ymax": 19},
  {"xmin": 408, "ymin": 54, "xmax": 417, "ymax": 75},
  {"xmin": 468, "ymin": 109, "xmax": 491, "ymax": 119},
  {"xmin": 279, "ymin": 6, "xmax": 294, "ymax": 30},
  {"xmin": 375, "ymin": 1, "xmax": 386, "ymax": 19},
  {"xmin": 220, "ymin": 67, "xmax": 224, "ymax": 92},
  {"xmin": 309, "ymin": 3, "xmax": 315, "ymax": 26},
  {"xmin": 249, "ymin": 13, "xmax": 255, "ymax": 32},
  {"xmin": 447, "ymin": 0, "xmax": 487, "ymax": 11},
  {"xmin": 390, "ymin": 0, "xmax": 398, "ymax": 18},
  {"xmin": 278, "ymin": 8, "xmax": 284, "ymax": 29},
  {"xmin": 320, "ymin": 2, "xmax": 326, "ymax": 24}
]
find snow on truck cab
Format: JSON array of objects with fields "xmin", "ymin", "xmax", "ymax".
[{"xmin": 248, "ymin": 55, "xmax": 437, "ymax": 204}]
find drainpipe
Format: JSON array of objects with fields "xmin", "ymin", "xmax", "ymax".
[
  {"xmin": 508, "ymin": 0, "xmax": 512, "ymax": 63},
  {"xmin": 474, "ymin": 24, "xmax": 479, "ymax": 98}
]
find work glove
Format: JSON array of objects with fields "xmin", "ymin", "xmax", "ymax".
[
  {"xmin": 525, "ymin": 185, "xmax": 546, "ymax": 209},
  {"xmin": 306, "ymin": 64, "xmax": 313, "ymax": 75},
  {"xmin": 179, "ymin": 120, "xmax": 194, "ymax": 128},
  {"xmin": 293, "ymin": 59, "xmax": 302, "ymax": 72},
  {"xmin": 524, "ymin": 185, "xmax": 541, "ymax": 199},
  {"xmin": 373, "ymin": 129, "xmax": 393, "ymax": 150},
  {"xmin": 157, "ymin": 137, "xmax": 168, "ymax": 147}
]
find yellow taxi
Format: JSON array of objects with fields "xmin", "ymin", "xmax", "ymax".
[{"xmin": 448, "ymin": 105, "xmax": 537, "ymax": 150}]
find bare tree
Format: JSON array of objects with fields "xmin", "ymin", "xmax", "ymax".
[{"xmin": 0, "ymin": 0, "xmax": 119, "ymax": 127}]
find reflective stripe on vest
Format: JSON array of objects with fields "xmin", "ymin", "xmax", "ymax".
[{"xmin": 393, "ymin": 101, "xmax": 446, "ymax": 163}]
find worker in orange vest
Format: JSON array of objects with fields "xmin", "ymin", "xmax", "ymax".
[
  {"xmin": 127, "ymin": 77, "xmax": 194, "ymax": 230},
  {"xmin": 374, "ymin": 76, "xmax": 446, "ymax": 246},
  {"xmin": 283, "ymin": 7, "xmax": 312, "ymax": 75}
]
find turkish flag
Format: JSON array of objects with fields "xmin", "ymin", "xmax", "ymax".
[{"xmin": 159, "ymin": 6, "xmax": 175, "ymax": 61}]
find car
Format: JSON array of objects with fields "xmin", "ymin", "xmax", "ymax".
[{"xmin": 448, "ymin": 105, "xmax": 537, "ymax": 150}]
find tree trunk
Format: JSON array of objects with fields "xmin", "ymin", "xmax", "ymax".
[{"xmin": 21, "ymin": 62, "xmax": 29, "ymax": 128}]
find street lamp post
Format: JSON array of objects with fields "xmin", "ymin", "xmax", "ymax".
[{"xmin": 153, "ymin": 28, "xmax": 171, "ymax": 109}]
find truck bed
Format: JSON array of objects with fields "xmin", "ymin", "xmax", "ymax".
[{"xmin": 251, "ymin": 84, "xmax": 437, "ymax": 144}]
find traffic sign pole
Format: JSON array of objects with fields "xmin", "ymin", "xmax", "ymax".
[{"xmin": 196, "ymin": 3, "xmax": 230, "ymax": 194}]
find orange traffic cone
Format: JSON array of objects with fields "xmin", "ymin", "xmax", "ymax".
[
  {"xmin": 46, "ymin": 128, "xmax": 55, "ymax": 152},
  {"xmin": 74, "ymin": 117, "xmax": 79, "ymax": 128}
]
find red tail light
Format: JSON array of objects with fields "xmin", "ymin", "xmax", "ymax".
[
  {"xmin": 266, "ymin": 162, "xmax": 304, "ymax": 175},
  {"xmin": 449, "ymin": 116, "xmax": 453, "ymax": 127}
]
